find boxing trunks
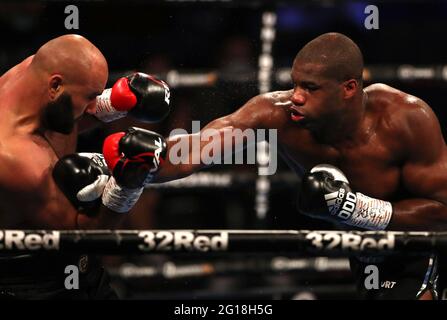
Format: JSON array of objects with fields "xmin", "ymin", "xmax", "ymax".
[
  {"xmin": 0, "ymin": 253, "xmax": 117, "ymax": 299},
  {"xmin": 350, "ymin": 254, "xmax": 438, "ymax": 300}
]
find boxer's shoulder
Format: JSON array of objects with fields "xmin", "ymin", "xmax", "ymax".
[
  {"xmin": 366, "ymin": 83, "xmax": 410, "ymax": 105},
  {"xmin": 230, "ymin": 90, "xmax": 290, "ymax": 128},
  {"xmin": 366, "ymin": 83, "xmax": 441, "ymax": 156},
  {"xmin": 0, "ymin": 56, "xmax": 34, "ymax": 87},
  {"xmin": 255, "ymin": 90, "xmax": 293, "ymax": 120},
  {"xmin": 262, "ymin": 89, "xmax": 293, "ymax": 105},
  {"xmin": 365, "ymin": 83, "xmax": 434, "ymax": 128},
  {"xmin": 365, "ymin": 83, "xmax": 427, "ymax": 112}
]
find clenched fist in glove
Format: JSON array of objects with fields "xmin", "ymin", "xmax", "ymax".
[
  {"xmin": 53, "ymin": 153, "xmax": 110, "ymax": 212},
  {"xmin": 297, "ymin": 164, "xmax": 393, "ymax": 230},
  {"xmin": 94, "ymin": 72, "xmax": 171, "ymax": 123},
  {"xmin": 101, "ymin": 127, "xmax": 167, "ymax": 213}
]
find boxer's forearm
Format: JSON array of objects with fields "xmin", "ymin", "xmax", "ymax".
[
  {"xmin": 153, "ymin": 134, "xmax": 207, "ymax": 183},
  {"xmin": 154, "ymin": 118, "xmax": 234, "ymax": 183},
  {"xmin": 388, "ymin": 199, "xmax": 447, "ymax": 231}
]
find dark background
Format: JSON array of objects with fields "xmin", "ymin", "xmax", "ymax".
[{"xmin": 1, "ymin": 0, "xmax": 446, "ymax": 299}]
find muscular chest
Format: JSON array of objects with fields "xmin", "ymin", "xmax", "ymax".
[
  {"xmin": 334, "ymin": 140, "xmax": 401, "ymax": 199},
  {"xmin": 3, "ymin": 137, "xmax": 77, "ymax": 228},
  {"xmin": 279, "ymin": 128, "xmax": 402, "ymax": 199},
  {"xmin": 24, "ymin": 138, "xmax": 73, "ymax": 201}
]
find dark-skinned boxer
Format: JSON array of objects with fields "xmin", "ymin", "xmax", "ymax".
[
  {"xmin": 0, "ymin": 34, "xmax": 169, "ymax": 299},
  {"xmin": 154, "ymin": 33, "xmax": 447, "ymax": 299}
]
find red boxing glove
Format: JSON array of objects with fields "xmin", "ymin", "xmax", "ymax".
[
  {"xmin": 95, "ymin": 73, "xmax": 171, "ymax": 123},
  {"xmin": 101, "ymin": 127, "xmax": 167, "ymax": 213},
  {"xmin": 103, "ymin": 127, "xmax": 166, "ymax": 188}
]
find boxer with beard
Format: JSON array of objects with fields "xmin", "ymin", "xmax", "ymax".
[{"xmin": 0, "ymin": 35, "xmax": 169, "ymax": 299}]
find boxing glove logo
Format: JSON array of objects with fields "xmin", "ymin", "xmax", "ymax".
[
  {"xmin": 163, "ymin": 82, "xmax": 171, "ymax": 106},
  {"xmin": 324, "ymin": 188, "xmax": 357, "ymax": 220},
  {"xmin": 151, "ymin": 137, "xmax": 164, "ymax": 173}
]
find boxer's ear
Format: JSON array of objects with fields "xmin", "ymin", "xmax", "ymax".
[
  {"xmin": 48, "ymin": 74, "xmax": 63, "ymax": 100},
  {"xmin": 341, "ymin": 79, "xmax": 358, "ymax": 99}
]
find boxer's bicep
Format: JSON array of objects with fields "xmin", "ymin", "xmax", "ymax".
[
  {"xmin": 388, "ymin": 105, "xmax": 447, "ymax": 230},
  {"xmin": 402, "ymin": 149, "xmax": 447, "ymax": 205},
  {"xmin": 401, "ymin": 101, "xmax": 447, "ymax": 204},
  {"xmin": 226, "ymin": 94, "xmax": 275, "ymax": 130},
  {"xmin": 396, "ymin": 149, "xmax": 447, "ymax": 230},
  {"xmin": 401, "ymin": 158, "xmax": 442, "ymax": 200}
]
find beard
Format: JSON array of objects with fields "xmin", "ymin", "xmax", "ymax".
[{"xmin": 41, "ymin": 92, "xmax": 75, "ymax": 135}]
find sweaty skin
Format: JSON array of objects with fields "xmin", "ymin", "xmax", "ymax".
[
  {"xmin": 0, "ymin": 35, "xmax": 122, "ymax": 229},
  {"xmin": 157, "ymin": 74, "xmax": 447, "ymax": 232},
  {"xmin": 157, "ymin": 33, "xmax": 447, "ymax": 300}
]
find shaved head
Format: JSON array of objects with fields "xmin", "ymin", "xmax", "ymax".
[
  {"xmin": 29, "ymin": 34, "xmax": 108, "ymax": 134},
  {"xmin": 289, "ymin": 33, "xmax": 366, "ymax": 138},
  {"xmin": 294, "ymin": 32, "xmax": 363, "ymax": 84},
  {"xmin": 31, "ymin": 34, "xmax": 107, "ymax": 84}
]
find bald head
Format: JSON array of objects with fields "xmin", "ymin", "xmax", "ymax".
[
  {"xmin": 31, "ymin": 34, "xmax": 107, "ymax": 85},
  {"xmin": 294, "ymin": 33, "xmax": 363, "ymax": 84},
  {"xmin": 28, "ymin": 35, "xmax": 108, "ymax": 134}
]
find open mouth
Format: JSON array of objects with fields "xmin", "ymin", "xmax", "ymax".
[{"xmin": 290, "ymin": 106, "xmax": 305, "ymax": 122}]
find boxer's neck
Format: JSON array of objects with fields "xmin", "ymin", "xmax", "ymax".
[{"xmin": 314, "ymin": 91, "xmax": 367, "ymax": 146}]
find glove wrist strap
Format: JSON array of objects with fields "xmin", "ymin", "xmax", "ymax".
[
  {"xmin": 102, "ymin": 176, "xmax": 143, "ymax": 213},
  {"xmin": 338, "ymin": 191, "xmax": 393, "ymax": 230},
  {"xmin": 95, "ymin": 89, "xmax": 128, "ymax": 123}
]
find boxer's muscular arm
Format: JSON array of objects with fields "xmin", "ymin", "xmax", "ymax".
[
  {"xmin": 154, "ymin": 94, "xmax": 273, "ymax": 182},
  {"xmin": 388, "ymin": 101, "xmax": 447, "ymax": 231}
]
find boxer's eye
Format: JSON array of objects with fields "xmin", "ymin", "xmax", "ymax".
[
  {"xmin": 305, "ymin": 84, "xmax": 319, "ymax": 91},
  {"xmin": 299, "ymin": 82, "xmax": 319, "ymax": 92}
]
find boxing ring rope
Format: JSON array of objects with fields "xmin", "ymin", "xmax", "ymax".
[
  {"xmin": 254, "ymin": 11, "xmax": 277, "ymax": 222},
  {"xmin": 110, "ymin": 65, "xmax": 447, "ymax": 89},
  {"xmin": 1, "ymin": 229, "xmax": 446, "ymax": 256}
]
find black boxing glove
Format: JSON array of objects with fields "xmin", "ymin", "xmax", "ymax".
[
  {"xmin": 94, "ymin": 72, "xmax": 171, "ymax": 123},
  {"xmin": 101, "ymin": 127, "xmax": 167, "ymax": 213},
  {"xmin": 53, "ymin": 153, "xmax": 110, "ymax": 211},
  {"xmin": 297, "ymin": 164, "xmax": 393, "ymax": 230}
]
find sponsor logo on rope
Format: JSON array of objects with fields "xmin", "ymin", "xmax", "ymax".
[
  {"xmin": 138, "ymin": 231, "xmax": 228, "ymax": 252},
  {"xmin": 0, "ymin": 230, "xmax": 60, "ymax": 250},
  {"xmin": 305, "ymin": 231, "xmax": 395, "ymax": 252}
]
